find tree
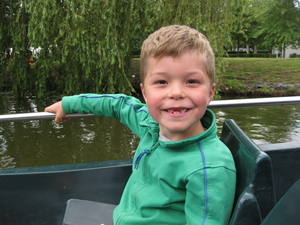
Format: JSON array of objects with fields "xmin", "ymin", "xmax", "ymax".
[
  {"xmin": 0, "ymin": 0, "xmax": 32, "ymax": 97},
  {"xmin": 1, "ymin": 0, "xmax": 245, "ymax": 99},
  {"xmin": 228, "ymin": 1, "xmax": 253, "ymax": 55},
  {"xmin": 253, "ymin": 0, "xmax": 300, "ymax": 55},
  {"xmin": 28, "ymin": 0, "xmax": 139, "ymax": 97}
]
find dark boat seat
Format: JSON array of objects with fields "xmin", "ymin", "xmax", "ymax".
[
  {"xmin": 62, "ymin": 199, "xmax": 116, "ymax": 225},
  {"xmin": 260, "ymin": 178, "xmax": 300, "ymax": 225},
  {"xmin": 220, "ymin": 119, "xmax": 276, "ymax": 225}
]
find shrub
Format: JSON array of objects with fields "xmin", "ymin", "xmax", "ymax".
[
  {"xmin": 290, "ymin": 53, "xmax": 300, "ymax": 58},
  {"xmin": 226, "ymin": 53, "xmax": 275, "ymax": 58}
]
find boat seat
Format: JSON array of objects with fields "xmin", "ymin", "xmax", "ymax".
[
  {"xmin": 220, "ymin": 119, "xmax": 276, "ymax": 225},
  {"xmin": 62, "ymin": 199, "xmax": 116, "ymax": 225},
  {"xmin": 260, "ymin": 178, "xmax": 300, "ymax": 225}
]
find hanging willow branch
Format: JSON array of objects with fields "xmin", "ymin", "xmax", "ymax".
[
  {"xmin": 1, "ymin": 0, "xmax": 248, "ymax": 99},
  {"xmin": 27, "ymin": 0, "xmax": 137, "ymax": 98}
]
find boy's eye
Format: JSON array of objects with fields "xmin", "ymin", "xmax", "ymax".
[
  {"xmin": 187, "ymin": 80, "xmax": 199, "ymax": 84},
  {"xmin": 156, "ymin": 80, "xmax": 167, "ymax": 84}
]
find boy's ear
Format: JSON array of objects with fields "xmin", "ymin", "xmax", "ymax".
[
  {"xmin": 140, "ymin": 83, "xmax": 147, "ymax": 103},
  {"xmin": 209, "ymin": 83, "xmax": 216, "ymax": 102}
]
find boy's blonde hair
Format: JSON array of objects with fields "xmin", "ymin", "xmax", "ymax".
[{"xmin": 140, "ymin": 25, "xmax": 215, "ymax": 85}]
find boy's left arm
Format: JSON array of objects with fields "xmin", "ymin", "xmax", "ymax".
[
  {"xmin": 47, "ymin": 94, "xmax": 149, "ymax": 137},
  {"xmin": 185, "ymin": 167, "xmax": 236, "ymax": 225}
]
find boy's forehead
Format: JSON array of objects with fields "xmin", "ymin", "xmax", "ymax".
[
  {"xmin": 144, "ymin": 53, "xmax": 207, "ymax": 76},
  {"xmin": 147, "ymin": 51, "xmax": 206, "ymax": 65}
]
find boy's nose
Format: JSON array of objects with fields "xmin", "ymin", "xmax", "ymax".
[{"xmin": 167, "ymin": 84, "xmax": 186, "ymax": 99}]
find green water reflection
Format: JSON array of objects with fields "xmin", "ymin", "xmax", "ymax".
[
  {"xmin": 0, "ymin": 94, "xmax": 299, "ymax": 169},
  {"xmin": 213, "ymin": 105, "xmax": 300, "ymax": 144}
]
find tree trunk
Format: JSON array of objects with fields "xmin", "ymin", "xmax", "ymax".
[{"xmin": 237, "ymin": 37, "xmax": 240, "ymax": 57}]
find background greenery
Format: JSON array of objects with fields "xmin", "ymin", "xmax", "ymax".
[
  {"xmin": 219, "ymin": 58, "xmax": 300, "ymax": 96},
  {"xmin": 1, "ymin": 0, "xmax": 300, "ymax": 99}
]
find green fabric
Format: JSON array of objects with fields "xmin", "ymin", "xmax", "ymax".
[{"xmin": 62, "ymin": 94, "xmax": 236, "ymax": 225}]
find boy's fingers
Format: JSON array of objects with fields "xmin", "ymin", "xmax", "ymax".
[
  {"xmin": 54, "ymin": 116, "xmax": 62, "ymax": 124},
  {"xmin": 54, "ymin": 118, "xmax": 70, "ymax": 124},
  {"xmin": 44, "ymin": 106, "xmax": 58, "ymax": 113},
  {"xmin": 44, "ymin": 101, "xmax": 66, "ymax": 124},
  {"xmin": 44, "ymin": 106, "xmax": 49, "ymax": 112},
  {"xmin": 54, "ymin": 111, "xmax": 67, "ymax": 124}
]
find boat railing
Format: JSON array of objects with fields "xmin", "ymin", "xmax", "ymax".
[{"xmin": 0, "ymin": 96, "xmax": 299, "ymax": 123}]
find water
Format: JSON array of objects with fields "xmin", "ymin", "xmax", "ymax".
[
  {"xmin": 214, "ymin": 106, "xmax": 300, "ymax": 144},
  {"xmin": 0, "ymin": 94, "xmax": 299, "ymax": 169}
]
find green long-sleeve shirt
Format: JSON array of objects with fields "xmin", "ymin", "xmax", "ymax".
[{"xmin": 62, "ymin": 94, "xmax": 236, "ymax": 225}]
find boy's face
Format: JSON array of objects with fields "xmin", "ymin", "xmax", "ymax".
[{"xmin": 140, "ymin": 51, "xmax": 215, "ymax": 141}]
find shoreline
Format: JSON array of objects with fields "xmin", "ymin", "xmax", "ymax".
[{"xmin": 218, "ymin": 82, "xmax": 300, "ymax": 97}]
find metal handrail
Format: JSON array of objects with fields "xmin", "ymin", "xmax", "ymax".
[
  {"xmin": 0, "ymin": 96, "xmax": 299, "ymax": 123},
  {"xmin": 208, "ymin": 96, "xmax": 300, "ymax": 109}
]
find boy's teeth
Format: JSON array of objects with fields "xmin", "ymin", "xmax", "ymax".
[{"xmin": 167, "ymin": 109, "xmax": 187, "ymax": 114}]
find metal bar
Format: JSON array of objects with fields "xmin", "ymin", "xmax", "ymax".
[
  {"xmin": 0, "ymin": 96, "xmax": 299, "ymax": 122},
  {"xmin": 208, "ymin": 96, "xmax": 300, "ymax": 109},
  {"xmin": 0, "ymin": 112, "xmax": 95, "ymax": 123}
]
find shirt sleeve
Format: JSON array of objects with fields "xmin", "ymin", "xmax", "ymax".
[
  {"xmin": 185, "ymin": 167, "xmax": 236, "ymax": 225},
  {"xmin": 62, "ymin": 94, "xmax": 149, "ymax": 137}
]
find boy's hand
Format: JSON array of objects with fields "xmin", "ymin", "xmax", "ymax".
[{"xmin": 44, "ymin": 101, "xmax": 67, "ymax": 124}]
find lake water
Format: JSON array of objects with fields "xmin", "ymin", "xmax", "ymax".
[{"xmin": 0, "ymin": 93, "xmax": 299, "ymax": 169}]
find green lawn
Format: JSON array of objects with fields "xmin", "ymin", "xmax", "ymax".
[
  {"xmin": 217, "ymin": 58, "xmax": 300, "ymax": 96},
  {"xmin": 220, "ymin": 58, "xmax": 300, "ymax": 85}
]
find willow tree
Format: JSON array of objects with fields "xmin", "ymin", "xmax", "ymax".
[
  {"xmin": 0, "ymin": 0, "xmax": 11, "ymax": 90},
  {"xmin": 1, "ymin": 0, "xmax": 246, "ymax": 99},
  {"xmin": 0, "ymin": 0, "xmax": 32, "ymax": 97},
  {"xmin": 27, "ymin": 0, "xmax": 140, "ymax": 98}
]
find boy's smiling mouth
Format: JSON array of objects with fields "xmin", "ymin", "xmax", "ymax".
[{"xmin": 164, "ymin": 108, "xmax": 190, "ymax": 115}]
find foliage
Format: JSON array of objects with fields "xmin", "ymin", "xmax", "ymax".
[
  {"xmin": 242, "ymin": 0, "xmax": 300, "ymax": 51},
  {"xmin": 228, "ymin": 0, "xmax": 254, "ymax": 51},
  {"xmin": 0, "ymin": 0, "xmax": 31, "ymax": 97},
  {"xmin": 228, "ymin": 0, "xmax": 300, "ymax": 55},
  {"xmin": 28, "ymin": 0, "xmax": 138, "ymax": 98},
  {"xmin": 1, "ymin": 0, "xmax": 246, "ymax": 99},
  {"xmin": 227, "ymin": 53, "xmax": 276, "ymax": 58}
]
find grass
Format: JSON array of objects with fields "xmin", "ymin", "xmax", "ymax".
[
  {"xmin": 220, "ymin": 58, "xmax": 300, "ymax": 84},
  {"xmin": 218, "ymin": 58, "xmax": 300, "ymax": 96}
]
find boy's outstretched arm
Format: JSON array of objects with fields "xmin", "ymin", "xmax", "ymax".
[{"xmin": 44, "ymin": 101, "xmax": 66, "ymax": 124}]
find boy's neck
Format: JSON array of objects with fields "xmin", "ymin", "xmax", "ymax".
[{"xmin": 159, "ymin": 122, "xmax": 206, "ymax": 142}]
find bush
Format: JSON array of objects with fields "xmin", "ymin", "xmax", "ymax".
[
  {"xmin": 226, "ymin": 53, "xmax": 275, "ymax": 58},
  {"xmin": 290, "ymin": 53, "xmax": 300, "ymax": 58}
]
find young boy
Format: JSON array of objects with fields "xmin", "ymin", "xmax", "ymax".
[{"xmin": 45, "ymin": 25, "xmax": 236, "ymax": 225}]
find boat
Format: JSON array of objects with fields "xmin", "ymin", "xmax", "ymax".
[{"xmin": 0, "ymin": 96, "xmax": 300, "ymax": 225}]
